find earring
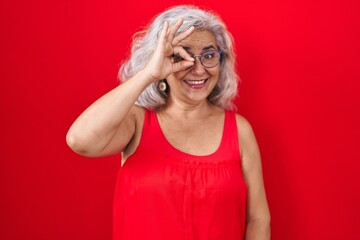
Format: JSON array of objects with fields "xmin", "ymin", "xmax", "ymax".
[{"xmin": 159, "ymin": 80, "xmax": 167, "ymax": 92}]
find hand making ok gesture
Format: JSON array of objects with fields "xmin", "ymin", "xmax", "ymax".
[{"xmin": 143, "ymin": 19, "xmax": 196, "ymax": 82}]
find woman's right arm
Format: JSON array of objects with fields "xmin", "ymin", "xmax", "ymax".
[
  {"xmin": 66, "ymin": 70, "xmax": 153, "ymax": 157},
  {"xmin": 66, "ymin": 19, "xmax": 195, "ymax": 158}
]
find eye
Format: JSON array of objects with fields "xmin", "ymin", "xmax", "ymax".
[
  {"xmin": 203, "ymin": 51, "xmax": 216, "ymax": 59},
  {"xmin": 172, "ymin": 54, "xmax": 184, "ymax": 63}
]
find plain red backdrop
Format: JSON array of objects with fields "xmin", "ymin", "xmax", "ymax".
[{"xmin": 1, "ymin": 0, "xmax": 359, "ymax": 239}]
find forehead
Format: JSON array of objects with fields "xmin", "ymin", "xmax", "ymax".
[{"xmin": 178, "ymin": 29, "xmax": 217, "ymax": 50}]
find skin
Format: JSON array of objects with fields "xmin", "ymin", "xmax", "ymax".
[{"xmin": 66, "ymin": 19, "xmax": 270, "ymax": 239}]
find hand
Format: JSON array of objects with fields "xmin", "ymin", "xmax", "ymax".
[{"xmin": 143, "ymin": 19, "xmax": 195, "ymax": 82}]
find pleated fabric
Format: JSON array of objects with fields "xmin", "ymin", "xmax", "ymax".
[{"xmin": 113, "ymin": 109, "xmax": 247, "ymax": 240}]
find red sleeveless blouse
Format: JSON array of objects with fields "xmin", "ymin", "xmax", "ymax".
[{"xmin": 113, "ymin": 109, "xmax": 247, "ymax": 240}]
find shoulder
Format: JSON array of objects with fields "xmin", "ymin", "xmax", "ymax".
[
  {"xmin": 128, "ymin": 104, "xmax": 148, "ymax": 135},
  {"xmin": 122, "ymin": 105, "xmax": 146, "ymax": 159},
  {"xmin": 124, "ymin": 104, "xmax": 148, "ymax": 131},
  {"xmin": 234, "ymin": 113, "xmax": 259, "ymax": 160},
  {"xmin": 129, "ymin": 104, "xmax": 146, "ymax": 121},
  {"xmin": 122, "ymin": 105, "xmax": 146, "ymax": 137},
  {"xmin": 235, "ymin": 113, "xmax": 255, "ymax": 139}
]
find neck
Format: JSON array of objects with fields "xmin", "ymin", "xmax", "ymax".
[{"xmin": 161, "ymin": 96, "xmax": 214, "ymax": 119}]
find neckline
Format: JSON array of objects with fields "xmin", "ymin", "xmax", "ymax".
[{"xmin": 153, "ymin": 110, "xmax": 227, "ymax": 159}]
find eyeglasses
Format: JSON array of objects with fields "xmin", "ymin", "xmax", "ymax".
[{"xmin": 172, "ymin": 49, "xmax": 223, "ymax": 68}]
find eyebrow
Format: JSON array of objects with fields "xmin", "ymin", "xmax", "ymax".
[{"xmin": 182, "ymin": 45, "xmax": 216, "ymax": 51}]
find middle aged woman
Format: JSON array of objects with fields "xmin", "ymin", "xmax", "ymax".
[{"xmin": 66, "ymin": 5, "xmax": 270, "ymax": 240}]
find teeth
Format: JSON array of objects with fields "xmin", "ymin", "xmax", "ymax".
[{"xmin": 185, "ymin": 79, "xmax": 206, "ymax": 85}]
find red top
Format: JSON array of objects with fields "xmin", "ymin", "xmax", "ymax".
[{"xmin": 113, "ymin": 109, "xmax": 247, "ymax": 240}]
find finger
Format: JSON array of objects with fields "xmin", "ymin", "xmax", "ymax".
[
  {"xmin": 173, "ymin": 46, "xmax": 194, "ymax": 62},
  {"xmin": 173, "ymin": 60, "xmax": 194, "ymax": 73},
  {"xmin": 169, "ymin": 18, "xmax": 184, "ymax": 37},
  {"xmin": 172, "ymin": 26, "xmax": 195, "ymax": 46},
  {"xmin": 158, "ymin": 21, "xmax": 169, "ymax": 45}
]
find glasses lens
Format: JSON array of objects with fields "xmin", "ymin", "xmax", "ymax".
[{"xmin": 201, "ymin": 50, "xmax": 221, "ymax": 68}]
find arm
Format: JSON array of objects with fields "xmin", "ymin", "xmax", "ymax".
[
  {"xmin": 236, "ymin": 115, "xmax": 271, "ymax": 240},
  {"xmin": 66, "ymin": 71, "xmax": 151, "ymax": 157},
  {"xmin": 66, "ymin": 19, "xmax": 195, "ymax": 157}
]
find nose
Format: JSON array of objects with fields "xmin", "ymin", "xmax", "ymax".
[{"xmin": 191, "ymin": 56, "xmax": 205, "ymax": 75}]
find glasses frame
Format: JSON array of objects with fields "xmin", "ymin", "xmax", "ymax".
[{"xmin": 173, "ymin": 49, "xmax": 223, "ymax": 69}]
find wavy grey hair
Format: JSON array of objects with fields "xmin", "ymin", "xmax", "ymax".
[{"xmin": 118, "ymin": 5, "xmax": 239, "ymax": 110}]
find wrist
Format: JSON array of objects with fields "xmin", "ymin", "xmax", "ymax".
[
  {"xmin": 136, "ymin": 68, "xmax": 159, "ymax": 86},
  {"xmin": 141, "ymin": 61, "xmax": 166, "ymax": 83}
]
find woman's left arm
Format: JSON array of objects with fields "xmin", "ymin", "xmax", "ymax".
[{"xmin": 236, "ymin": 115, "xmax": 271, "ymax": 240}]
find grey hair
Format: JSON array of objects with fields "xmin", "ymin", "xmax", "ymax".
[{"xmin": 118, "ymin": 5, "xmax": 239, "ymax": 110}]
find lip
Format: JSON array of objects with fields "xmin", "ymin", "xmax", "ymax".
[{"xmin": 183, "ymin": 78, "xmax": 209, "ymax": 89}]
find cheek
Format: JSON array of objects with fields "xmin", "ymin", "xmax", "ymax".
[
  {"xmin": 209, "ymin": 67, "xmax": 220, "ymax": 78},
  {"xmin": 169, "ymin": 71, "xmax": 189, "ymax": 81}
]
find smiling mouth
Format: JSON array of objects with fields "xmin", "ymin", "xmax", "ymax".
[{"xmin": 184, "ymin": 78, "xmax": 208, "ymax": 87}]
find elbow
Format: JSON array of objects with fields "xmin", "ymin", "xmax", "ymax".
[
  {"xmin": 66, "ymin": 131, "xmax": 78, "ymax": 151},
  {"xmin": 261, "ymin": 211, "xmax": 271, "ymax": 224},
  {"xmin": 246, "ymin": 211, "xmax": 271, "ymax": 232},
  {"xmin": 66, "ymin": 130, "xmax": 92, "ymax": 156}
]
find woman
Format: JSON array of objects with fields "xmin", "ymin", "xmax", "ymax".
[{"xmin": 66, "ymin": 5, "xmax": 270, "ymax": 240}]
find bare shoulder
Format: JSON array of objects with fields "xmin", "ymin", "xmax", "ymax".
[
  {"xmin": 122, "ymin": 105, "xmax": 146, "ymax": 159},
  {"xmin": 234, "ymin": 113, "xmax": 259, "ymax": 162},
  {"xmin": 133, "ymin": 105, "xmax": 146, "ymax": 137},
  {"xmin": 125, "ymin": 104, "xmax": 146, "ymax": 141},
  {"xmin": 235, "ymin": 114, "xmax": 256, "ymax": 141},
  {"xmin": 123, "ymin": 104, "xmax": 146, "ymax": 132},
  {"xmin": 129, "ymin": 104, "xmax": 146, "ymax": 122}
]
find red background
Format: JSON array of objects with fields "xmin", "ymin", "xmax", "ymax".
[{"xmin": 1, "ymin": 0, "xmax": 360, "ymax": 239}]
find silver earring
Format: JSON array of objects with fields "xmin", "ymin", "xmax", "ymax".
[{"xmin": 159, "ymin": 81, "xmax": 167, "ymax": 92}]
